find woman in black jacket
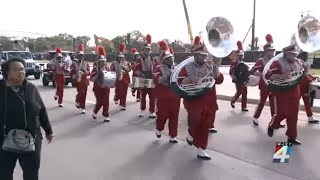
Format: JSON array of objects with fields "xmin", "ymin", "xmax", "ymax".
[{"xmin": 0, "ymin": 58, "xmax": 54, "ymax": 180}]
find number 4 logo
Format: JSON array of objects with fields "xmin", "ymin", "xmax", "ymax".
[{"xmin": 273, "ymin": 144, "xmax": 292, "ymax": 163}]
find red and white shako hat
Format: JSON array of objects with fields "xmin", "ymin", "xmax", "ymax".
[
  {"xmin": 263, "ymin": 34, "xmax": 275, "ymax": 51},
  {"xmin": 117, "ymin": 43, "xmax": 126, "ymax": 58},
  {"xmin": 192, "ymin": 36, "xmax": 207, "ymax": 55},
  {"xmin": 96, "ymin": 45, "xmax": 107, "ymax": 61},
  {"xmin": 56, "ymin": 48, "xmax": 62, "ymax": 58},
  {"xmin": 130, "ymin": 48, "xmax": 139, "ymax": 56},
  {"xmin": 282, "ymin": 44, "xmax": 299, "ymax": 55},
  {"xmin": 143, "ymin": 34, "xmax": 152, "ymax": 49},
  {"xmin": 233, "ymin": 41, "xmax": 244, "ymax": 56},
  {"xmin": 159, "ymin": 42, "xmax": 173, "ymax": 61},
  {"xmin": 77, "ymin": 44, "xmax": 85, "ymax": 56}
]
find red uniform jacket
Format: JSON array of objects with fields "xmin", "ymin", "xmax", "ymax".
[
  {"xmin": 90, "ymin": 66, "xmax": 109, "ymax": 91},
  {"xmin": 152, "ymin": 65, "xmax": 178, "ymax": 99},
  {"xmin": 229, "ymin": 60, "xmax": 239, "ymax": 83},
  {"xmin": 132, "ymin": 55, "xmax": 156, "ymax": 78},
  {"xmin": 51, "ymin": 62, "xmax": 66, "ymax": 76},
  {"xmin": 110, "ymin": 61, "xmax": 131, "ymax": 85},
  {"xmin": 178, "ymin": 62, "xmax": 224, "ymax": 109},
  {"xmin": 250, "ymin": 57, "xmax": 268, "ymax": 90},
  {"xmin": 300, "ymin": 74, "xmax": 317, "ymax": 94},
  {"xmin": 70, "ymin": 62, "xmax": 90, "ymax": 85}
]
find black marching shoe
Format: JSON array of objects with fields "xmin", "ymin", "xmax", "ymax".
[
  {"xmin": 308, "ymin": 120, "xmax": 320, "ymax": 124},
  {"xmin": 155, "ymin": 132, "xmax": 161, "ymax": 138},
  {"xmin": 186, "ymin": 136, "xmax": 193, "ymax": 146},
  {"xmin": 252, "ymin": 119, "xmax": 259, "ymax": 126},
  {"xmin": 169, "ymin": 137, "xmax": 178, "ymax": 143},
  {"xmin": 209, "ymin": 128, "xmax": 218, "ymax": 133},
  {"xmin": 267, "ymin": 126, "xmax": 274, "ymax": 137},
  {"xmin": 197, "ymin": 149, "xmax": 211, "ymax": 160},
  {"xmin": 242, "ymin": 108, "xmax": 248, "ymax": 112},
  {"xmin": 288, "ymin": 139, "xmax": 301, "ymax": 145},
  {"xmin": 231, "ymin": 102, "xmax": 235, "ymax": 108}
]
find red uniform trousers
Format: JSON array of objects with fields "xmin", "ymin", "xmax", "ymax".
[
  {"xmin": 114, "ymin": 80, "xmax": 129, "ymax": 107},
  {"xmin": 93, "ymin": 86, "xmax": 110, "ymax": 117},
  {"xmin": 300, "ymin": 84, "xmax": 313, "ymax": 117},
  {"xmin": 231, "ymin": 84, "xmax": 247, "ymax": 108},
  {"xmin": 75, "ymin": 81, "xmax": 88, "ymax": 109},
  {"xmin": 253, "ymin": 88, "xmax": 275, "ymax": 119},
  {"xmin": 156, "ymin": 97, "xmax": 180, "ymax": 138},
  {"xmin": 186, "ymin": 103, "xmax": 213, "ymax": 149},
  {"xmin": 269, "ymin": 86, "xmax": 300, "ymax": 139},
  {"xmin": 54, "ymin": 74, "xmax": 65, "ymax": 104},
  {"xmin": 140, "ymin": 88, "xmax": 155, "ymax": 113}
]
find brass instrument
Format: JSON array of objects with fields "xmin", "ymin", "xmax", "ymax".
[
  {"xmin": 77, "ymin": 61, "xmax": 84, "ymax": 82},
  {"xmin": 262, "ymin": 15, "xmax": 320, "ymax": 90},
  {"xmin": 171, "ymin": 16, "xmax": 235, "ymax": 98}
]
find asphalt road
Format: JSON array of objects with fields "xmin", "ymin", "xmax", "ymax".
[{"xmin": 11, "ymin": 76, "xmax": 320, "ymax": 180}]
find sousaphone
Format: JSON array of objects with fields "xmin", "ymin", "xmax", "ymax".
[
  {"xmin": 262, "ymin": 15, "xmax": 320, "ymax": 90},
  {"xmin": 171, "ymin": 16, "xmax": 235, "ymax": 98}
]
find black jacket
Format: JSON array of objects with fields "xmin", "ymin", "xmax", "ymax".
[{"xmin": 0, "ymin": 79, "xmax": 53, "ymax": 143}]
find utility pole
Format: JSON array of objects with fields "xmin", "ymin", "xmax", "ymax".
[
  {"xmin": 251, "ymin": 0, "xmax": 256, "ymax": 51},
  {"xmin": 182, "ymin": 0, "xmax": 194, "ymax": 44}
]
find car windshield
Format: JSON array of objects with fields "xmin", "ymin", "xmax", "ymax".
[{"xmin": 7, "ymin": 52, "xmax": 32, "ymax": 59}]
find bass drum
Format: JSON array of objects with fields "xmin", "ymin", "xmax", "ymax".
[
  {"xmin": 170, "ymin": 57, "xmax": 215, "ymax": 99},
  {"xmin": 234, "ymin": 62, "xmax": 250, "ymax": 86},
  {"xmin": 97, "ymin": 70, "xmax": 117, "ymax": 88}
]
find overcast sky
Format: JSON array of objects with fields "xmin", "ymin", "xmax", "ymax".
[{"xmin": 0, "ymin": 0, "xmax": 318, "ymax": 50}]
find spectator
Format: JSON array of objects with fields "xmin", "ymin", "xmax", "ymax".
[{"xmin": 0, "ymin": 58, "xmax": 54, "ymax": 180}]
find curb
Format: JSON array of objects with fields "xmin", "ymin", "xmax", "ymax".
[{"xmin": 216, "ymin": 94, "xmax": 320, "ymax": 113}]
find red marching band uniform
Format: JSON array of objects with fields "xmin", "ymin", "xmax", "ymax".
[
  {"xmin": 90, "ymin": 46, "xmax": 111, "ymax": 122},
  {"xmin": 132, "ymin": 34, "xmax": 157, "ymax": 118},
  {"xmin": 153, "ymin": 43, "xmax": 180, "ymax": 143},
  {"xmin": 130, "ymin": 48, "xmax": 141, "ymax": 101},
  {"xmin": 179, "ymin": 36, "xmax": 224, "ymax": 160},
  {"xmin": 229, "ymin": 41, "xmax": 248, "ymax": 111},
  {"xmin": 249, "ymin": 34, "xmax": 276, "ymax": 125},
  {"xmin": 70, "ymin": 44, "xmax": 90, "ymax": 114},
  {"xmin": 110, "ymin": 43, "xmax": 131, "ymax": 110},
  {"xmin": 298, "ymin": 51, "xmax": 319, "ymax": 123},
  {"xmin": 52, "ymin": 48, "xmax": 66, "ymax": 107},
  {"xmin": 265, "ymin": 44, "xmax": 305, "ymax": 145}
]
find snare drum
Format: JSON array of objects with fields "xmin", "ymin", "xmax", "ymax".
[
  {"xmin": 310, "ymin": 82, "xmax": 320, "ymax": 99},
  {"xmin": 247, "ymin": 75, "xmax": 259, "ymax": 87},
  {"xmin": 132, "ymin": 77, "xmax": 155, "ymax": 88}
]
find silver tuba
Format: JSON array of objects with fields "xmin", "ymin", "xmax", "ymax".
[
  {"xmin": 262, "ymin": 15, "xmax": 320, "ymax": 90},
  {"xmin": 170, "ymin": 16, "xmax": 235, "ymax": 98}
]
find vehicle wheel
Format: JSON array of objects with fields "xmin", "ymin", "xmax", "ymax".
[
  {"xmin": 42, "ymin": 78, "xmax": 49, "ymax": 86},
  {"xmin": 52, "ymin": 80, "xmax": 56, "ymax": 87},
  {"xmin": 34, "ymin": 72, "xmax": 41, "ymax": 79}
]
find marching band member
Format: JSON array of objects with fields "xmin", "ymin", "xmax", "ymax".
[
  {"xmin": 250, "ymin": 34, "xmax": 276, "ymax": 125},
  {"xmin": 52, "ymin": 48, "xmax": 66, "ymax": 107},
  {"xmin": 229, "ymin": 41, "xmax": 248, "ymax": 111},
  {"xmin": 130, "ymin": 48, "xmax": 141, "ymax": 101},
  {"xmin": 110, "ymin": 43, "xmax": 131, "ymax": 110},
  {"xmin": 179, "ymin": 36, "xmax": 223, "ymax": 160},
  {"xmin": 153, "ymin": 49, "xmax": 180, "ymax": 143},
  {"xmin": 70, "ymin": 44, "xmax": 90, "ymax": 114},
  {"xmin": 298, "ymin": 51, "xmax": 320, "ymax": 124},
  {"xmin": 90, "ymin": 46, "xmax": 111, "ymax": 122},
  {"xmin": 133, "ymin": 34, "xmax": 157, "ymax": 118},
  {"xmin": 265, "ymin": 44, "xmax": 305, "ymax": 145},
  {"xmin": 207, "ymin": 53, "xmax": 224, "ymax": 133}
]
